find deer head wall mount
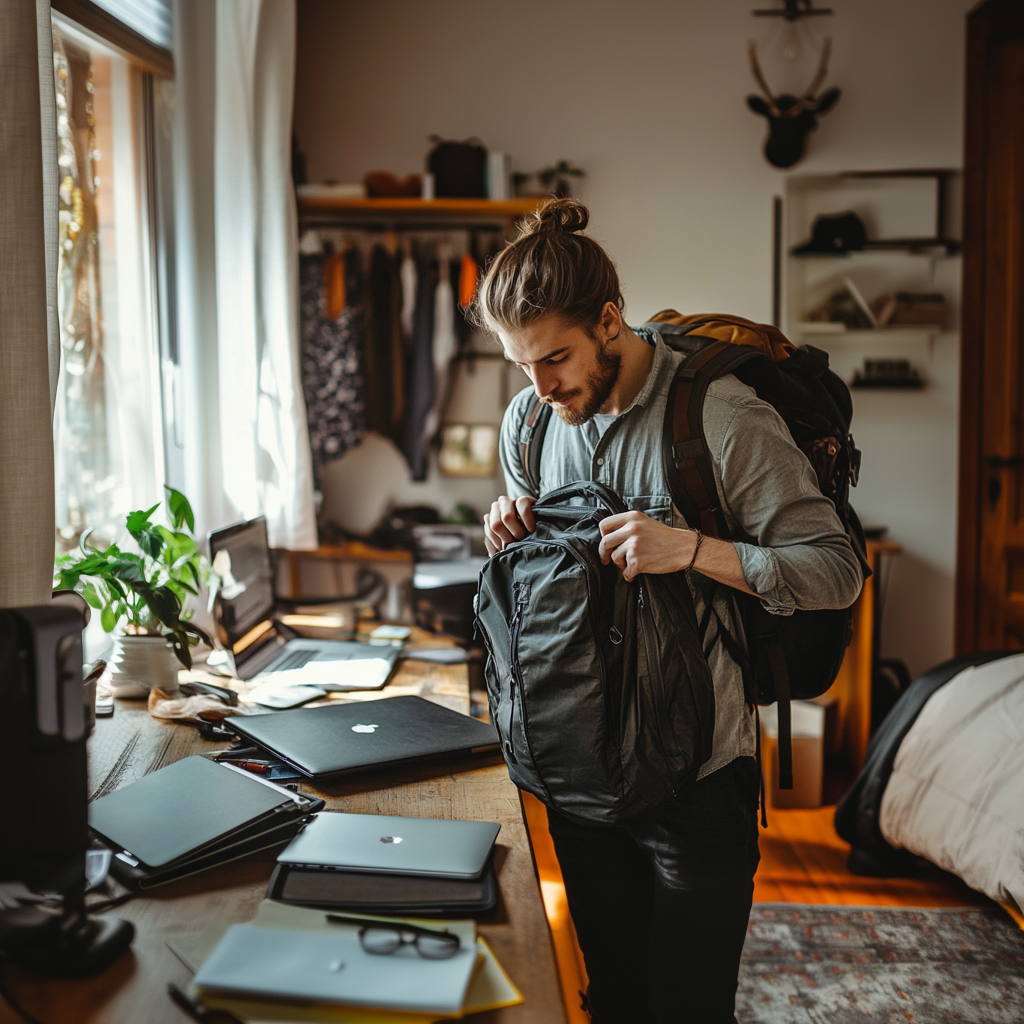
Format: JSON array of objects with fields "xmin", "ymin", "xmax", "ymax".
[{"xmin": 747, "ymin": 37, "xmax": 840, "ymax": 168}]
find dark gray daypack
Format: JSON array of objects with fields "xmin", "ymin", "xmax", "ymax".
[{"xmin": 475, "ymin": 482, "xmax": 716, "ymax": 826}]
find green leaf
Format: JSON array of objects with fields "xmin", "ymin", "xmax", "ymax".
[
  {"xmin": 165, "ymin": 486, "xmax": 195, "ymax": 534},
  {"xmin": 100, "ymin": 605, "xmax": 116, "ymax": 632},
  {"xmin": 110, "ymin": 558, "xmax": 145, "ymax": 583},
  {"xmin": 126, "ymin": 504, "xmax": 160, "ymax": 539},
  {"xmin": 55, "ymin": 568, "xmax": 81, "ymax": 591},
  {"xmin": 128, "ymin": 581, "xmax": 182, "ymax": 630},
  {"xmin": 82, "ymin": 582, "xmax": 103, "ymax": 609},
  {"xmin": 136, "ymin": 527, "xmax": 163, "ymax": 560}
]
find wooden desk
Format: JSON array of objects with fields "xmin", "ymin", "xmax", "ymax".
[{"xmin": 0, "ymin": 656, "xmax": 566, "ymax": 1024}]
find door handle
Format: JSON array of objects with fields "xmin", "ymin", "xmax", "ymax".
[{"xmin": 987, "ymin": 455, "xmax": 1024, "ymax": 468}]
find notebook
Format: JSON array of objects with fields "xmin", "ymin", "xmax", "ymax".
[
  {"xmin": 277, "ymin": 813, "xmax": 500, "ymax": 879},
  {"xmin": 88, "ymin": 755, "xmax": 322, "ymax": 889},
  {"xmin": 229, "ymin": 695, "xmax": 499, "ymax": 779}
]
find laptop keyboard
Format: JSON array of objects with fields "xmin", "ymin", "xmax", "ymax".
[{"xmin": 271, "ymin": 649, "xmax": 318, "ymax": 672}]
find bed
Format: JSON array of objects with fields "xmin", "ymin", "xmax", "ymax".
[{"xmin": 835, "ymin": 650, "xmax": 1024, "ymax": 916}]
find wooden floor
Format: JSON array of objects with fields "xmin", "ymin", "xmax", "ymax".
[{"xmin": 522, "ymin": 794, "xmax": 997, "ymax": 1023}]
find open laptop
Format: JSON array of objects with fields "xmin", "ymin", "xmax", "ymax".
[
  {"xmin": 230, "ymin": 695, "xmax": 499, "ymax": 780},
  {"xmin": 277, "ymin": 812, "xmax": 500, "ymax": 880},
  {"xmin": 207, "ymin": 517, "xmax": 399, "ymax": 692}
]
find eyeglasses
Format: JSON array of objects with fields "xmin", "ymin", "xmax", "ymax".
[{"xmin": 325, "ymin": 914, "xmax": 461, "ymax": 960}]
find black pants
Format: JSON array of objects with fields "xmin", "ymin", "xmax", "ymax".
[{"xmin": 546, "ymin": 756, "xmax": 761, "ymax": 1024}]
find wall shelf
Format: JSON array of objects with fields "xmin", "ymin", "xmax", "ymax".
[
  {"xmin": 297, "ymin": 196, "xmax": 546, "ymax": 220},
  {"xmin": 794, "ymin": 326, "xmax": 942, "ymax": 342}
]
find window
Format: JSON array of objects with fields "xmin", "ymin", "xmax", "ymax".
[{"xmin": 51, "ymin": 19, "xmax": 168, "ymax": 551}]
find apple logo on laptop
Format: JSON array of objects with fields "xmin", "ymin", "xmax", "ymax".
[
  {"xmin": 351, "ymin": 724, "xmax": 379, "ymax": 734},
  {"xmin": 379, "ymin": 836, "xmax": 403, "ymax": 844}
]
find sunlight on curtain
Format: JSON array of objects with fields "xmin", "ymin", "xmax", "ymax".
[
  {"xmin": 174, "ymin": 0, "xmax": 316, "ymax": 550},
  {"xmin": 51, "ymin": 25, "xmax": 163, "ymax": 550}
]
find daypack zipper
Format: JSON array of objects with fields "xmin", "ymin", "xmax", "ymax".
[
  {"xmin": 504, "ymin": 583, "xmax": 531, "ymax": 765},
  {"xmin": 638, "ymin": 582, "xmax": 680, "ymax": 793}
]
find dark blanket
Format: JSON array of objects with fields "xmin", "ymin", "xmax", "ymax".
[{"xmin": 833, "ymin": 650, "xmax": 1016, "ymax": 876}]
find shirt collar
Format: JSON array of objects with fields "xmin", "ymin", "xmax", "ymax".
[{"xmin": 623, "ymin": 325, "xmax": 671, "ymax": 413}]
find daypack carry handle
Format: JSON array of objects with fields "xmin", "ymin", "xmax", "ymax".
[{"xmin": 533, "ymin": 481, "xmax": 630, "ymax": 516}]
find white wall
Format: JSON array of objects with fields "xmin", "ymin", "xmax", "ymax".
[{"xmin": 294, "ymin": 0, "xmax": 972, "ymax": 677}]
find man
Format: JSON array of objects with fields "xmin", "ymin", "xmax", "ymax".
[{"xmin": 476, "ymin": 198, "xmax": 862, "ymax": 1023}]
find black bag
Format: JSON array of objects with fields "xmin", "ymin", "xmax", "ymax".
[
  {"xmin": 474, "ymin": 482, "xmax": 715, "ymax": 825},
  {"xmin": 517, "ymin": 316, "xmax": 870, "ymax": 790},
  {"xmin": 426, "ymin": 136, "xmax": 487, "ymax": 198}
]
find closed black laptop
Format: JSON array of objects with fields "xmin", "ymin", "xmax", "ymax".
[
  {"xmin": 229, "ymin": 695, "xmax": 499, "ymax": 779},
  {"xmin": 88, "ymin": 756, "xmax": 322, "ymax": 889}
]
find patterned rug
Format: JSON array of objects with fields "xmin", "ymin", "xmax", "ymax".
[{"xmin": 736, "ymin": 904, "xmax": 1024, "ymax": 1024}]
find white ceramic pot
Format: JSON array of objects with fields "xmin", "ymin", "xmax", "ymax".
[{"xmin": 106, "ymin": 635, "xmax": 180, "ymax": 698}]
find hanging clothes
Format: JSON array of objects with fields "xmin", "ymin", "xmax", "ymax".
[
  {"xmin": 387, "ymin": 242, "xmax": 406, "ymax": 436},
  {"xmin": 299, "ymin": 251, "xmax": 366, "ymax": 486},
  {"xmin": 363, "ymin": 243, "xmax": 397, "ymax": 440},
  {"xmin": 400, "ymin": 245, "xmax": 417, "ymax": 342},
  {"xmin": 457, "ymin": 252, "xmax": 478, "ymax": 308},
  {"xmin": 324, "ymin": 251, "xmax": 345, "ymax": 320},
  {"xmin": 401, "ymin": 255, "xmax": 438, "ymax": 481},
  {"xmin": 422, "ymin": 257, "xmax": 459, "ymax": 445}
]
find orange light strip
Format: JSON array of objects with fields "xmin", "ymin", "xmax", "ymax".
[{"xmin": 232, "ymin": 619, "xmax": 274, "ymax": 655}]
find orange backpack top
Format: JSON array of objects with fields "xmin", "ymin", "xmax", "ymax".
[{"xmin": 646, "ymin": 309, "xmax": 797, "ymax": 363}]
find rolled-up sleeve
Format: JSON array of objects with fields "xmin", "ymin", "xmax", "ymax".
[{"xmin": 714, "ymin": 398, "xmax": 863, "ymax": 615}]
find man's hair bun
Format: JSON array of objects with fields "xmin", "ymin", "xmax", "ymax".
[
  {"xmin": 521, "ymin": 197, "xmax": 590, "ymax": 238},
  {"xmin": 471, "ymin": 195, "xmax": 623, "ymax": 339}
]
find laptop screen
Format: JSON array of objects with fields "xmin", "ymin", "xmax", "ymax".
[{"xmin": 208, "ymin": 517, "xmax": 276, "ymax": 649}]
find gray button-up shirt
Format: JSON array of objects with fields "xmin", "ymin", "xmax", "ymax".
[{"xmin": 498, "ymin": 327, "xmax": 863, "ymax": 779}]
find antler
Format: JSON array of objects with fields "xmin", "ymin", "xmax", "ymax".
[
  {"xmin": 748, "ymin": 42, "xmax": 781, "ymax": 119},
  {"xmin": 800, "ymin": 36, "xmax": 832, "ymax": 104}
]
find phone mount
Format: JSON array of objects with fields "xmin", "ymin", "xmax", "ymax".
[{"xmin": 0, "ymin": 606, "xmax": 134, "ymax": 976}]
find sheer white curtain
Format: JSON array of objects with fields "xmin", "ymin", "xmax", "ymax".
[{"xmin": 172, "ymin": 0, "xmax": 316, "ymax": 550}]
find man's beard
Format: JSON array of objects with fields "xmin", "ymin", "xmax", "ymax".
[{"xmin": 543, "ymin": 339, "xmax": 622, "ymax": 426}]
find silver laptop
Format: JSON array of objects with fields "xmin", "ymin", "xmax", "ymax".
[
  {"xmin": 276, "ymin": 812, "xmax": 500, "ymax": 880},
  {"xmin": 207, "ymin": 517, "xmax": 399, "ymax": 696}
]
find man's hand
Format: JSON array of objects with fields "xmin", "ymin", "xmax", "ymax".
[
  {"xmin": 484, "ymin": 496, "xmax": 537, "ymax": 554},
  {"xmin": 597, "ymin": 511, "xmax": 695, "ymax": 582}
]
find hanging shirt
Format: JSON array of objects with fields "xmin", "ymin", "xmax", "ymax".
[
  {"xmin": 364, "ymin": 244, "xmax": 398, "ymax": 441},
  {"xmin": 421, "ymin": 258, "xmax": 458, "ymax": 444},
  {"xmin": 400, "ymin": 249, "xmax": 417, "ymax": 341},
  {"xmin": 298, "ymin": 252, "xmax": 366, "ymax": 486},
  {"xmin": 400, "ymin": 256, "xmax": 438, "ymax": 481}
]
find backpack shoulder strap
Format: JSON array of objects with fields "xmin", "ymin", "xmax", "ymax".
[
  {"xmin": 518, "ymin": 397, "xmax": 552, "ymax": 496},
  {"xmin": 662, "ymin": 341, "xmax": 775, "ymax": 539}
]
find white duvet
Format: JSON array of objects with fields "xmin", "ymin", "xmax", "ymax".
[{"xmin": 879, "ymin": 652, "xmax": 1024, "ymax": 913}]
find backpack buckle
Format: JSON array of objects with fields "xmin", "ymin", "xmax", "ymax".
[{"xmin": 849, "ymin": 441, "xmax": 862, "ymax": 486}]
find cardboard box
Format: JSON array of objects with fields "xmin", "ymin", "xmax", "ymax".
[{"xmin": 759, "ymin": 701, "xmax": 825, "ymax": 809}]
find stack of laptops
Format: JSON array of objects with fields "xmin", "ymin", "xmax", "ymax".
[{"xmin": 268, "ymin": 811, "xmax": 501, "ymax": 916}]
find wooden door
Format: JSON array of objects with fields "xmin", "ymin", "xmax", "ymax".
[{"xmin": 956, "ymin": 1, "xmax": 1024, "ymax": 651}]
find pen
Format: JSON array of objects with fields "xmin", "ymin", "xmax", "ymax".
[{"xmin": 167, "ymin": 982, "xmax": 243, "ymax": 1022}]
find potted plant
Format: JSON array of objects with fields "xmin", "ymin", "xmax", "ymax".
[{"xmin": 54, "ymin": 487, "xmax": 213, "ymax": 697}]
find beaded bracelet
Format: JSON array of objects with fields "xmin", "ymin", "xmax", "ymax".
[{"xmin": 684, "ymin": 529, "xmax": 703, "ymax": 572}]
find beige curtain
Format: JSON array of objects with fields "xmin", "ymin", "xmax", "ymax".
[{"xmin": 0, "ymin": 0, "xmax": 58, "ymax": 607}]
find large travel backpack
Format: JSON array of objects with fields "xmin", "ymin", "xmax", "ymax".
[
  {"xmin": 474, "ymin": 482, "xmax": 716, "ymax": 826},
  {"xmin": 517, "ymin": 313, "xmax": 871, "ymax": 792}
]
